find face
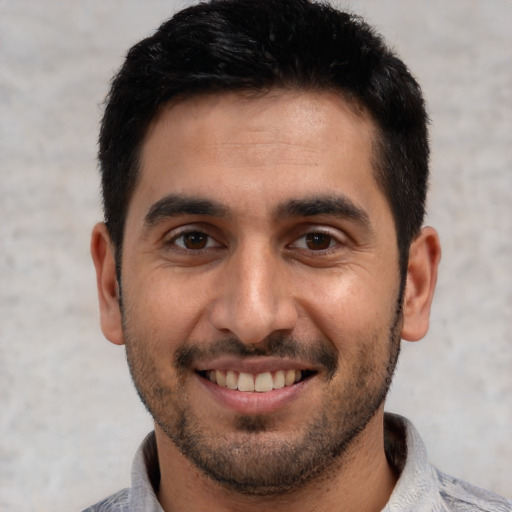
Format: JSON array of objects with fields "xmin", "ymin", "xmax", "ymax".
[{"xmin": 116, "ymin": 91, "xmax": 405, "ymax": 494}]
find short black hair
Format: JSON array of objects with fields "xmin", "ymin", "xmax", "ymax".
[{"xmin": 99, "ymin": 0, "xmax": 429, "ymax": 278}]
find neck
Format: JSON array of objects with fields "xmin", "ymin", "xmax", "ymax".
[{"xmin": 156, "ymin": 410, "xmax": 397, "ymax": 512}]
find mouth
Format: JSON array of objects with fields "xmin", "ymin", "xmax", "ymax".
[{"xmin": 197, "ymin": 368, "xmax": 316, "ymax": 392}]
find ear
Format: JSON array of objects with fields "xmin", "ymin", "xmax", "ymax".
[
  {"xmin": 90, "ymin": 222, "xmax": 124, "ymax": 345},
  {"xmin": 401, "ymin": 226, "xmax": 441, "ymax": 341}
]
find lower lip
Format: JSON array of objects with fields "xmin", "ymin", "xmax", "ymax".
[{"xmin": 198, "ymin": 375, "xmax": 308, "ymax": 415}]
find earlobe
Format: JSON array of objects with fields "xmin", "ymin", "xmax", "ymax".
[
  {"xmin": 90, "ymin": 222, "xmax": 125, "ymax": 345},
  {"xmin": 401, "ymin": 226, "xmax": 441, "ymax": 342}
]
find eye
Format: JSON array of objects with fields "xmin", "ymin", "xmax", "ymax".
[
  {"xmin": 291, "ymin": 230, "xmax": 343, "ymax": 252},
  {"xmin": 169, "ymin": 230, "xmax": 220, "ymax": 251},
  {"xmin": 303, "ymin": 232, "xmax": 335, "ymax": 250}
]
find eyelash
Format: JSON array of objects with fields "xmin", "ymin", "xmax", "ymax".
[
  {"xmin": 289, "ymin": 228, "xmax": 346, "ymax": 253},
  {"xmin": 164, "ymin": 229, "xmax": 223, "ymax": 252},
  {"xmin": 163, "ymin": 226, "xmax": 347, "ymax": 255}
]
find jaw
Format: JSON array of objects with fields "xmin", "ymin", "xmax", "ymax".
[{"xmin": 154, "ymin": 400, "xmax": 392, "ymax": 509}]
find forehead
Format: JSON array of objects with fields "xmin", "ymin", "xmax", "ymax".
[
  {"xmin": 144, "ymin": 89, "xmax": 373, "ymax": 168},
  {"xmin": 127, "ymin": 90, "xmax": 389, "ymax": 231}
]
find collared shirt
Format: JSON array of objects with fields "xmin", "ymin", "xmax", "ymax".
[{"xmin": 83, "ymin": 414, "xmax": 512, "ymax": 511}]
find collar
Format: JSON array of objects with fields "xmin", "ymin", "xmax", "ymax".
[{"xmin": 383, "ymin": 413, "xmax": 449, "ymax": 511}]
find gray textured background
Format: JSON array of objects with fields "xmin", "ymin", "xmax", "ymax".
[{"xmin": 1, "ymin": 1, "xmax": 511, "ymax": 510}]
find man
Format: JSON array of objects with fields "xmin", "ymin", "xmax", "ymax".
[{"xmin": 87, "ymin": 0, "xmax": 511, "ymax": 510}]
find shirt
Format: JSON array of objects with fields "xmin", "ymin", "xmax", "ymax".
[{"xmin": 83, "ymin": 413, "xmax": 512, "ymax": 511}]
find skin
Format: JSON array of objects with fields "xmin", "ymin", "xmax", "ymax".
[{"xmin": 91, "ymin": 90, "xmax": 441, "ymax": 512}]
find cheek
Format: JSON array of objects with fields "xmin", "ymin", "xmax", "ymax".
[
  {"xmin": 299, "ymin": 267, "xmax": 399, "ymax": 346},
  {"xmin": 122, "ymin": 271, "xmax": 212, "ymax": 348}
]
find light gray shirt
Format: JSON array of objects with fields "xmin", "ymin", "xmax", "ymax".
[{"xmin": 83, "ymin": 414, "xmax": 512, "ymax": 511}]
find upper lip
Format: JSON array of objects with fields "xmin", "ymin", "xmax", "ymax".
[{"xmin": 195, "ymin": 356, "xmax": 318, "ymax": 374}]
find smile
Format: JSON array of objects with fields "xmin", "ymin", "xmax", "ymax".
[{"xmin": 198, "ymin": 369, "xmax": 315, "ymax": 392}]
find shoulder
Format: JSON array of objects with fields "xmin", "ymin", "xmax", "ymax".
[
  {"xmin": 81, "ymin": 488, "xmax": 130, "ymax": 512},
  {"xmin": 435, "ymin": 468, "xmax": 512, "ymax": 512}
]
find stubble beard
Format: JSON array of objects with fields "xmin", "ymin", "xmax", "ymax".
[{"xmin": 123, "ymin": 303, "xmax": 402, "ymax": 497}]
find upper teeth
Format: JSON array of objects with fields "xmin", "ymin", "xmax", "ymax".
[{"xmin": 207, "ymin": 369, "xmax": 303, "ymax": 392}]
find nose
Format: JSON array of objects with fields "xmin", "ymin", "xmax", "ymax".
[{"xmin": 209, "ymin": 244, "xmax": 299, "ymax": 345}]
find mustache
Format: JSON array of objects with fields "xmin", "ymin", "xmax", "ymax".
[{"xmin": 174, "ymin": 333, "xmax": 338, "ymax": 377}]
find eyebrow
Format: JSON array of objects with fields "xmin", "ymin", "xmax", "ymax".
[
  {"xmin": 276, "ymin": 195, "xmax": 372, "ymax": 230},
  {"xmin": 143, "ymin": 193, "xmax": 372, "ymax": 233},
  {"xmin": 143, "ymin": 194, "xmax": 230, "ymax": 230}
]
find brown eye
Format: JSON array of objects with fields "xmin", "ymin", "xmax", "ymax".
[
  {"xmin": 181, "ymin": 232, "xmax": 209, "ymax": 250},
  {"xmin": 304, "ymin": 233, "xmax": 333, "ymax": 250},
  {"xmin": 170, "ymin": 231, "xmax": 217, "ymax": 251}
]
